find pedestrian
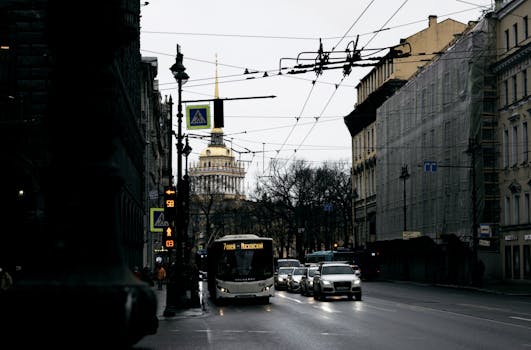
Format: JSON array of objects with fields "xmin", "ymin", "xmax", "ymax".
[
  {"xmin": 142, "ymin": 266, "xmax": 154, "ymax": 287},
  {"xmin": 155, "ymin": 264, "xmax": 166, "ymax": 290},
  {"xmin": 0, "ymin": 267, "xmax": 13, "ymax": 292},
  {"xmin": 132, "ymin": 266, "xmax": 142, "ymax": 280}
]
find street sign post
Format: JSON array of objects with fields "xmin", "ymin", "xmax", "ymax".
[
  {"xmin": 150, "ymin": 208, "xmax": 167, "ymax": 232},
  {"xmin": 186, "ymin": 105, "xmax": 211, "ymax": 129}
]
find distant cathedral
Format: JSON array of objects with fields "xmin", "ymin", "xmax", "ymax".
[{"xmin": 187, "ymin": 56, "xmax": 246, "ymax": 199}]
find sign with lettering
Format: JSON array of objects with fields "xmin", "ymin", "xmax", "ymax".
[{"xmin": 223, "ymin": 242, "xmax": 264, "ymax": 250}]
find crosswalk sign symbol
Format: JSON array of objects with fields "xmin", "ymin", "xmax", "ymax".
[{"xmin": 186, "ymin": 105, "xmax": 211, "ymax": 130}]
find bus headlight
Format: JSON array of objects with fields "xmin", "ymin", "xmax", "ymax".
[{"xmin": 218, "ymin": 286, "xmax": 230, "ymax": 293}]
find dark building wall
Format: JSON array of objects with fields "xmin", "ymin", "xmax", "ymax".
[{"xmin": 0, "ymin": 0, "xmax": 145, "ymax": 277}]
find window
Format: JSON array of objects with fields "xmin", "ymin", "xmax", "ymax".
[
  {"xmin": 505, "ymin": 29, "xmax": 510, "ymax": 51},
  {"xmin": 524, "ymin": 245, "xmax": 531, "ymax": 280},
  {"xmin": 505, "ymin": 245, "xmax": 512, "ymax": 278},
  {"xmin": 513, "ymin": 125, "xmax": 519, "ymax": 165},
  {"xmin": 514, "ymin": 194, "xmax": 520, "ymax": 225},
  {"xmin": 513, "ymin": 245, "xmax": 520, "ymax": 279},
  {"xmin": 523, "ymin": 69, "xmax": 528, "ymax": 98},
  {"xmin": 504, "ymin": 80, "xmax": 509, "ymax": 106},
  {"xmin": 512, "ymin": 125, "xmax": 518, "ymax": 166},
  {"xmin": 523, "ymin": 121, "xmax": 528, "ymax": 163},
  {"xmin": 524, "ymin": 16, "xmax": 529, "ymax": 39},
  {"xmin": 505, "ymin": 196, "xmax": 510, "ymax": 224},
  {"xmin": 525, "ymin": 193, "xmax": 530, "ymax": 223},
  {"xmin": 504, "ymin": 128, "xmax": 509, "ymax": 168},
  {"xmin": 513, "ymin": 23, "xmax": 519, "ymax": 47},
  {"xmin": 512, "ymin": 75, "xmax": 518, "ymax": 102}
]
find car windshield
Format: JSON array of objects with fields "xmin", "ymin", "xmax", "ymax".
[
  {"xmin": 293, "ymin": 268, "xmax": 306, "ymax": 275},
  {"xmin": 278, "ymin": 267, "xmax": 294, "ymax": 275},
  {"xmin": 321, "ymin": 265, "xmax": 354, "ymax": 275},
  {"xmin": 308, "ymin": 268, "xmax": 318, "ymax": 277}
]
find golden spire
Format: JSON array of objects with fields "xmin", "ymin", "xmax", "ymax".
[{"xmin": 214, "ymin": 53, "xmax": 219, "ymax": 99}]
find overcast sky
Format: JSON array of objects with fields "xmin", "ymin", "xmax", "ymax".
[{"xmin": 140, "ymin": 0, "xmax": 491, "ymax": 193}]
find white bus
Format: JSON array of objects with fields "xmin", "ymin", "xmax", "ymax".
[{"xmin": 207, "ymin": 234, "xmax": 275, "ymax": 304}]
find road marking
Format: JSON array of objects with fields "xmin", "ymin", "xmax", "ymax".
[
  {"xmin": 458, "ymin": 303, "xmax": 508, "ymax": 312},
  {"xmin": 248, "ymin": 330, "xmax": 274, "ymax": 333},
  {"xmin": 510, "ymin": 316, "xmax": 531, "ymax": 322},
  {"xmin": 276, "ymin": 293, "xmax": 303, "ymax": 303}
]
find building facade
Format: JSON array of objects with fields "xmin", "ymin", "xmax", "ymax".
[
  {"xmin": 189, "ymin": 128, "xmax": 246, "ymax": 199},
  {"xmin": 492, "ymin": 0, "xmax": 531, "ymax": 281},
  {"xmin": 345, "ymin": 16, "xmax": 470, "ymax": 247},
  {"xmin": 0, "ymin": 1, "xmax": 158, "ymax": 345}
]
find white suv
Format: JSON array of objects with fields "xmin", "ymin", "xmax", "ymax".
[{"xmin": 313, "ymin": 263, "xmax": 362, "ymax": 301}]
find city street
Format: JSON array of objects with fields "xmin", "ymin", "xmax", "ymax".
[{"xmin": 134, "ymin": 281, "xmax": 531, "ymax": 349}]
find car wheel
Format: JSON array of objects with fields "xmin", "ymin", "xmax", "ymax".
[
  {"xmin": 313, "ymin": 290, "xmax": 319, "ymax": 300},
  {"xmin": 355, "ymin": 292, "xmax": 362, "ymax": 301},
  {"xmin": 347, "ymin": 294, "xmax": 353, "ymax": 300}
]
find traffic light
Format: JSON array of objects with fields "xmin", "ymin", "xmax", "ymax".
[
  {"xmin": 163, "ymin": 225, "xmax": 175, "ymax": 250},
  {"xmin": 214, "ymin": 98, "xmax": 224, "ymax": 128},
  {"xmin": 163, "ymin": 185, "xmax": 177, "ymax": 225}
]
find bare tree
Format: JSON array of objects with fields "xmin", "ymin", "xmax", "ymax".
[{"xmin": 251, "ymin": 159, "xmax": 352, "ymax": 259}]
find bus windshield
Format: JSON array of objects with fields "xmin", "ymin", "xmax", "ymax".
[{"xmin": 213, "ymin": 241, "xmax": 274, "ymax": 282}]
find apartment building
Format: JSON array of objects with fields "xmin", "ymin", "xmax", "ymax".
[
  {"xmin": 345, "ymin": 15, "xmax": 469, "ymax": 247},
  {"xmin": 492, "ymin": 0, "xmax": 531, "ymax": 281}
]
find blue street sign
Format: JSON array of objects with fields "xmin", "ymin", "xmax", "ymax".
[
  {"xmin": 424, "ymin": 161, "xmax": 437, "ymax": 172},
  {"xmin": 186, "ymin": 105, "xmax": 211, "ymax": 129}
]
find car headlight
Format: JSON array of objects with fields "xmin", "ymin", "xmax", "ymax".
[
  {"xmin": 309, "ymin": 280, "xmax": 313, "ymax": 286},
  {"xmin": 353, "ymin": 279, "xmax": 361, "ymax": 285},
  {"xmin": 322, "ymin": 280, "xmax": 332, "ymax": 286}
]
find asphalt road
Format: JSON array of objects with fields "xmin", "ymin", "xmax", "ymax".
[{"xmin": 134, "ymin": 281, "xmax": 531, "ymax": 350}]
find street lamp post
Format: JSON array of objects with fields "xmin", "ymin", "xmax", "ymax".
[
  {"xmin": 352, "ymin": 187, "xmax": 358, "ymax": 249},
  {"xmin": 399, "ymin": 165, "xmax": 410, "ymax": 232},
  {"xmin": 182, "ymin": 136, "xmax": 192, "ymax": 264},
  {"xmin": 164, "ymin": 44, "xmax": 189, "ymax": 315}
]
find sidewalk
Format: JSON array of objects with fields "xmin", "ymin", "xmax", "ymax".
[
  {"xmin": 439, "ymin": 280, "xmax": 531, "ymax": 296},
  {"xmin": 393, "ymin": 279, "xmax": 531, "ymax": 296},
  {"xmin": 151, "ymin": 284, "xmax": 206, "ymax": 319}
]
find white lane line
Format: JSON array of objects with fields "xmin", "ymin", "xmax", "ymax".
[
  {"xmin": 248, "ymin": 330, "xmax": 274, "ymax": 334},
  {"xmin": 510, "ymin": 316, "xmax": 531, "ymax": 322},
  {"xmin": 276, "ymin": 293, "xmax": 303, "ymax": 303}
]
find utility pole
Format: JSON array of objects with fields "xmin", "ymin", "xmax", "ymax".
[
  {"xmin": 399, "ymin": 165, "xmax": 410, "ymax": 232},
  {"xmin": 352, "ymin": 187, "xmax": 358, "ymax": 249},
  {"xmin": 164, "ymin": 44, "xmax": 189, "ymax": 315}
]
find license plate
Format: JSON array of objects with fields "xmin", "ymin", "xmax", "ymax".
[{"xmin": 336, "ymin": 287, "xmax": 349, "ymax": 291}]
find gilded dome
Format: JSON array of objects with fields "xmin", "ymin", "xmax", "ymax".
[{"xmin": 199, "ymin": 146, "xmax": 233, "ymax": 158}]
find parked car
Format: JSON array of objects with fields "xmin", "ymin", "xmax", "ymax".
[
  {"xmin": 300, "ymin": 265, "xmax": 318, "ymax": 296},
  {"xmin": 313, "ymin": 263, "xmax": 362, "ymax": 301},
  {"xmin": 351, "ymin": 264, "xmax": 362, "ymax": 278},
  {"xmin": 276, "ymin": 258, "xmax": 301, "ymax": 271},
  {"xmin": 275, "ymin": 267, "xmax": 295, "ymax": 290},
  {"xmin": 286, "ymin": 267, "xmax": 307, "ymax": 293}
]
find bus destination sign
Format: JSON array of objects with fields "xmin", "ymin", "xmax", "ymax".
[{"xmin": 223, "ymin": 242, "xmax": 264, "ymax": 250}]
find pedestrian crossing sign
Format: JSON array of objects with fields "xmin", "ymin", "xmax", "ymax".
[{"xmin": 186, "ymin": 105, "xmax": 211, "ymax": 130}]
